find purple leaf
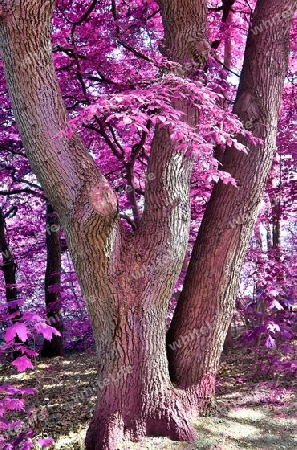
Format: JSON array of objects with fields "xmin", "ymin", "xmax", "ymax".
[
  {"xmin": 4, "ymin": 323, "xmax": 30, "ymax": 343},
  {"xmin": 34, "ymin": 322, "xmax": 61, "ymax": 340},
  {"xmin": 38, "ymin": 437, "xmax": 55, "ymax": 447},
  {"xmin": 265, "ymin": 335, "xmax": 276, "ymax": 348},
  {"xmin": 12, "ymin": 356, "xmax": 34, "ymax": 372}
]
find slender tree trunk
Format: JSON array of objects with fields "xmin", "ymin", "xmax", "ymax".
[
  {"xmin": 167, "ymin": 0, "xmax": 296, "ymax": 412},
  {"xmin": 0, "ymin": 206, "xmax": 22, "ymax": 358},
  {"xmin": 271, "ymin": 197, "xmax": 281, "ymax": 250},
  {"xmin": 41, "ymin": 201, "xmax": 63, "ymax": 357},
  {"xmin": 0, "ymin": 206, "xmax": 19, "ymax": 319},
  {"xmin": 270, "ymin": 195, "xmax": 291, "ymax": 310},
  {"xmin": 267, "ymin": 174, "xmax": 290, "ymax": 312},
  {"xmin": 270, "ymin": 185, "xmax": 282, "ymax": 268},
  {"xmin": 267, "ymin": 223, "xmax": 273, "ymax": 250}
]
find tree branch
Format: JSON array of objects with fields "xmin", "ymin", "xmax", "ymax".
[
  {"xmin": 69, "ymin": 0, "xmax": 97, "ymax": 26},
  {"xmin": 0, "ymin": 188, "xmax": 44, "ymax": 198},
  {"xmin": 117, "ymin": 38, "xmax": 155, "ymax": 63}
]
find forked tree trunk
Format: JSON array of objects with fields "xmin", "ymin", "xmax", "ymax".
[
  {"xmin": 0, "ymin": 1, "xmax": 206, "ymax": 448},
  {"xmin": 84, "ymin": 245, "xmax": 195, "ymax": 447},
  {"xmin": 167, "ymin": 0, "xmax": 296, "ymax": 411},
  {"xmin": 41, "ymin": 202, "xmax": 64, "ymax": 357}
]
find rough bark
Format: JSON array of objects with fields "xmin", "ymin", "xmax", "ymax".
[
  {"xmin": 86, "ymin": 0, "xmax": 209, "ymax": 446},
  {"xmin": 160, "ymin": 0, "xmax": 209, "ymax": 69},
  {"xmin": 0, "ymin": 0, "xmax": 207, "ymax": 448},
  {"xmin": 167, "ymin": 0, "xmax": 296, "ymax": 412},
  {"xmin": 41, "ymin": 202, "xmax": 64, "ymax": 357}
]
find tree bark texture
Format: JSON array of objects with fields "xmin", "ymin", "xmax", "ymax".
[
  {"xmin": 0, "ymin": 206, "xmax": 19, "ymax": 319},
  {"xmin": 167, "ymin": 0, "xmax": 296, "ymax": 412}
]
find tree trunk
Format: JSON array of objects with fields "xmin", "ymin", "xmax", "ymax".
[
  {"xmin": 85, "ymin": 280, "xmax": 195, "ymax": 448},
  {"xmin": 0, "ymin": 206, "xmax": 19, "ymax": 319},
  {"xmin": 41, "ymin": 201, "xmax": 64, "ymax": 357},
  {"xmin": 271, "ymin": 197, "xmax": 281, "ymax": 250},
  {"xmin": 0, "ymin": 1, "xmax": 206, "ymax": 448},
  {"xmin": 0, "ymin": 206, "xmax": 23, "ymax": 358},
  {"xmin": 221, "ymin": 8, "xmax": 235, "ymax": 353},
  {"xmin": 167, "ymin": 0, "xmax": 296, "ymax": 412},
  {"xmin": 267, "ymin": 175, "xmax": 290, "ymax": 311},
  {"xmin": 70, "ymin": 125, "xmax": 198, "ymax": 449}
]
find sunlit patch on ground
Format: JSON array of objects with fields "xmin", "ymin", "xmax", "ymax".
[{"xmin": 227, "ymin": 408, "xmax": 265, "ymax": 421}]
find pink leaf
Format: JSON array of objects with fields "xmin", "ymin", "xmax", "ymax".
[
  {"xmin": 0, "ymin": 418, "xmax": 10, "ymax": 430},
  {"xmin": 4, "ymin": 323, "xmax": 30, "ymax": 343},
  {"xmin": 4, "ymin": 397, "xmax": 25, "ymax": 411},
  {"xmin": 38, "ymin": 437, "xmax": 54, "ymax": 448},
  {"xmin": 22, "ymin": 442, "xmax": 34, "ymax": 450},
  {"xmin": 265, "ymin": 335, "xmax": 276, "ymax": 348},
  {"xmin": 12, "ymin": 355, "xmax": 34, "ymax": 372},
  {"xmin": 34, "ymin": 322, "xmax": 61, "ymax": 340}
]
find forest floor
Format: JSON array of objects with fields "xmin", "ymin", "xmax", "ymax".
[{"xmin": 1, "ymin": 345, "xmax": 296, "ymax": 450}]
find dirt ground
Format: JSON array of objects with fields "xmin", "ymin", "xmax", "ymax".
[{"xmin": 1, "ymin": 346, "xmax": 296, "ymax": 450}]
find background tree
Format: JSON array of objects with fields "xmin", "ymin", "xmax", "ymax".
[
  {"xmin": 0, "ymin": 205, "xmax": 20, "ymax": 326},
  {"xmin": 41, "ymin": 202, "xmax": 63, "ymax": 357}
]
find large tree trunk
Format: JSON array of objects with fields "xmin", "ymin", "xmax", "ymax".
[
  {"xmin": 0, "ymin": 1, "xmax": 206, "ymax": 448},
  {"xmin": 218, "ymin": 7, "xmax": 235, "ymax": 352},
  {"xmin": 83, "ymin": 121, "xmax": 199, "ymax": 448},
  {"xmin": 85, "ymin": 0, "xmax": 210, "ymax": 443},
  {"xmin": 41, "ymin": 201, "xmax": 64, "ymax": 357},
  {"xmin": 167, "ymin": 0, "xmax": 296, "ymax": 412}
]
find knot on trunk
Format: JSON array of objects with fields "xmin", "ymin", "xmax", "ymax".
[
  {"xmin": 89, "ymin": 181, "xmax": 118, "ymax": 217},
  {"xmin": 0, "ymin": 1, "xmax": 10, "ymax": 19},
  {"xmin": 190, "ymin": 38, "xmax": 211, "ymax": 64},
  {"xmin": 233, "ymin": 91, "xmax": 262, "ymax": 124}
]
